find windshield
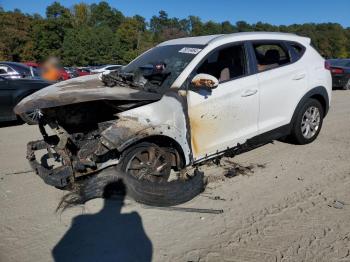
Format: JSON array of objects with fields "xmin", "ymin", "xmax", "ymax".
[
  {"xmin": 120, "ymin": 44, "xmax": 204, "ymax": 90},
  {"xmin": 329, "ymin": 59, "xmax": 350, "ymax": 67}
]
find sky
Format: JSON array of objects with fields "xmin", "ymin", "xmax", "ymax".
[{"xmin": 1, "ymin": 0, "xmax": 349, "ymax": 27}]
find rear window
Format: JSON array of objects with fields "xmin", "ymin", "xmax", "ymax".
[{"xmin": 253, "ymin": 42, "xmax": 291, "ymax": 72}]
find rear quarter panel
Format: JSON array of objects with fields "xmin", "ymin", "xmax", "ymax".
[{"xmin": 305, "ymin": 46, "xmax": 332, "ymax": 105}]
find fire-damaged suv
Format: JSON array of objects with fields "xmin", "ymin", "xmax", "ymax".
[{"xmin": 15, "ymin": 32, "xmax": 332, "ymax": 205}]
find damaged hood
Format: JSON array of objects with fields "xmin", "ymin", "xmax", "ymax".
[{"xmin": 14, "ymin": 74, "xmax": 162, "ymax": 114}]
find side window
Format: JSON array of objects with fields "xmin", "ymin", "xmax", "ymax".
[
  {"xmin": 196, "ymin": 44, "xmax": 247, "ymax": 83},
  {"xmin": 0, "ymin": 67, "xmax": 7, "ymax": 74},
  {"xmin": 0, "ymin": 65, "xmax": 14, "ymax": 74},
  {"xmin": 253, "ymin": 42, "xmax": 291, "ymax": 72},
  {"xmin": 289, "ymin": 42, "xmax": 305, "ymax": 59}
]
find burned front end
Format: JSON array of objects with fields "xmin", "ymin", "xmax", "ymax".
[
  {"xmin": 26, "ymin": 109, "xmax": 119, "ymax": 188},
  {"xmin": 15, "ymin": 74, "xmax": 163, "ymax": 188}
]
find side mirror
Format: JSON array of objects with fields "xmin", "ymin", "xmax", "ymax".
[{"xmin": 191, "ymin": 73, "xmax": 219, "ymax": 90}]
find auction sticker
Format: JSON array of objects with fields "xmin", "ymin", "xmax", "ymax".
[{"xmin": 179, "ymin": 47, "xmax": 202, "ymax": 54}]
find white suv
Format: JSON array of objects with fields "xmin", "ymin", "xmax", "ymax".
[{"xmin": 16, "ymin": 32, "xmax": 332, "ymax": 203}]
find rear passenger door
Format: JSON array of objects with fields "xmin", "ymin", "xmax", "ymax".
[{"xmin": 250, "ymin": 41, "xmax": 308, "ymax": 134}]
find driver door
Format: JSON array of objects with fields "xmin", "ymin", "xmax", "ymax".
[{"xmin": 186, "ymin": 43, "xmax": 259, "ymax": 161}]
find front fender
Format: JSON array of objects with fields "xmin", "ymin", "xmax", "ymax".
[{"xmin": 100, "ymin": 113, "xmax": 191, "ymax": 165}]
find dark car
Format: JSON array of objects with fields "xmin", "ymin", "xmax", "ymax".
[
  {"xmin": 326, "ymin": 59, "xmax": 350, "ymax": 90},
  {"xmin": 0, "ymin": 75, "xmax": 53, "ymax": 123},
  {"xmin": 0, "ymin": 61, "xmax": 41, "ymax": 79}
]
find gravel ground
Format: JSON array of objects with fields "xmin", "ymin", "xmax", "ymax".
[{"xmin": 1, "ymin": 90, "xmax": 350, "ymax": 262}]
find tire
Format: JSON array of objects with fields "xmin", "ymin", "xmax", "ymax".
[
  {"xmin": 290, "ymin": 98, "xmax": 324, "ymax": 145},
  {"xmin": 343, "ymin": 79, "xmax": 350, "ymax": 90},
  {"xmin": 123, "ymin": 168, "xmax": 205, "ymax": 206},
  {"xmin": 118, "ymin": 142, "xmax": 206, "ymax": 206}
]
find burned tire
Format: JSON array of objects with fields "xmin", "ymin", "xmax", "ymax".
[
  {"xmin": 123, "ymin": 168, "xmax": 205, "ymax": 206},
  {"xmin": 118, "ymin": 142, "xmax": 206, "ymax": 206},
  {"xmin": 290, "ymin": 98, "xmax": 324, "ymax": 145}
]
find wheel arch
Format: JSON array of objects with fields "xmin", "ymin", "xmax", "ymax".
[{"xmin": 291, "ymin": 86, "xmax": 329, "ymax": 126}]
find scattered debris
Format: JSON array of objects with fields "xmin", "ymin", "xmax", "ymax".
[
  {"xmin": 142, "ymin": 206, "xmax": 224, "ymax": 214},
  {"xmin": 222, "ymin": 160, "xmax": 266, "ymax": 178},
  {"xmin": 209, "ymin": 196, "xmax": 226, "ymax": 201},
  {"xmin": 328, "ymin": 200, "xmax": 346, "ymax": 209},
  {"xmin": 202, "ymin": 195, "xmax": 226, "ymax": 201}
]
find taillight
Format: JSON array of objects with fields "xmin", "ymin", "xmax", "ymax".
[
  {"xmin": 325, "ymin": 61, "xmax": 331, "ymax": 70},
  {"xmin": 330, "ymin": 67, "xmax": 344, "ymax": 74}
]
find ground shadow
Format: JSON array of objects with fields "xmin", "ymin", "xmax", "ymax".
[{"xmin": 52, "ymin": 181, "xmax": 153, "ymax": 262}]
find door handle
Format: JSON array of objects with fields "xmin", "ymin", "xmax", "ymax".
[
  {"xmin": 293, "ymin": 73, "xmax": 306, "ymax": 80},
  {"xmin": 241, "ymin": 89, "xmax": 258, "ymax": 97}
]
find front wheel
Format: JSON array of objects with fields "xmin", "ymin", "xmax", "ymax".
[
  {"xmin": 290, "ymin": 99, "xmax": 324, "ymax": 145},
  {"xmin": 118, "ymin": 142, "xmax": 205, "ymax": 206},
  {"xmin": 19, "ymin": 109, "xmax": 43, "ymax": 125},
  {"xmin": 118, "ymin": 142, "xmax": 172, "ymax": 183}
]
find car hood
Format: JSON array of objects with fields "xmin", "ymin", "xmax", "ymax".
[{"xmin": 14, "ymin": 74, "xmax": 162, "ymax": 114}]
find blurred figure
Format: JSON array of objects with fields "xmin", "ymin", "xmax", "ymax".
[{"xmin": 41, "ymin": 57, "xmax": 60, "ymax": 81}]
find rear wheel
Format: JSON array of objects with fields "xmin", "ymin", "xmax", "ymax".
[{"xmin": 290, "ymin": 99, "xmax": 324, "ymax": 145}]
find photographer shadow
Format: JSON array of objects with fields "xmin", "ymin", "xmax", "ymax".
[{"xmin": 52, "ymin": 181, "xmax": 152, "ymax": 262}]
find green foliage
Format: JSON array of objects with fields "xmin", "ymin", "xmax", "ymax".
[{"xmin": 0, "ymin": 2, "xmax": 349, "ymax": 65}]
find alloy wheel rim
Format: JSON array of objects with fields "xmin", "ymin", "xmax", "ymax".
[
  {"xmin": 301, "ymin": 106, "xmax": 320, "ymax": 139},
  {"xmin": 26, "ymin": 109, "xmax": 43, "ymax": 122},
  {"xmin": 126, "ymin": 147, "xmax": 170, "ymax": 181}
]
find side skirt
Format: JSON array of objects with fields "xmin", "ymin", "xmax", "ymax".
[{"xmin": 193, "ymin": 124, "xmax": 291, "ymax": 165}]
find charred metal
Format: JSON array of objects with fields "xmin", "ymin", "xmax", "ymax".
[{"xmin": 15, "ymin": 74, "xmax": 191, "ymax": 188}]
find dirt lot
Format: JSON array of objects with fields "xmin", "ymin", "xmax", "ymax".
[{"xmin": 1, "ymin": 90, "xmax": 350, "ymax": 262}]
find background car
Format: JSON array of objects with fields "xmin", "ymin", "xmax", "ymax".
[
  {"xmin": 326, "ymin": 59, "xmax": 350, "ymax": 90},
  {"xmin": 24, "ymin": 62, "xmax": 71, "ymax": 81},
  {"xmin": 90, "ymin": 64, "xmax": 122, "ymax": 74},
  {"xmin": 0, "ymin": 62, "xmax": 40, "ymax": 79},
  {"xmin": 76, "ymin": 67, "xmax": 91, "ymax": 77},
  {"xmin": 0, "ymin": 75, "xmax": 53, "ymax": 123}
]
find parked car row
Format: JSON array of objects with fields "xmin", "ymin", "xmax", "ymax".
[{"xmin": 0, "ymin": 61, "xmax": 124, "ymax": 123}]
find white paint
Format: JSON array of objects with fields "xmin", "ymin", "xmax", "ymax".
[{"xmin": 106, "ymin": 32, "xmax": 331, "ymax": 165}]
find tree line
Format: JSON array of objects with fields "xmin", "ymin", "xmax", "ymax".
[{"xmin": 0, "ymin": 1, "xmax": 349, "ymax": 66}]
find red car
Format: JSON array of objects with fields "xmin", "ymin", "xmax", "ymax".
[
  {"xmin": 76, "ymin": 68, "xmax": 91, "ymax": 77},
  {"xmin": 58, "ymin": 68, "xmax": 70, "ymax": 80},
  {"xmin": 23, "ymin": 62, "xmax": 70, "ymax": 81}
]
